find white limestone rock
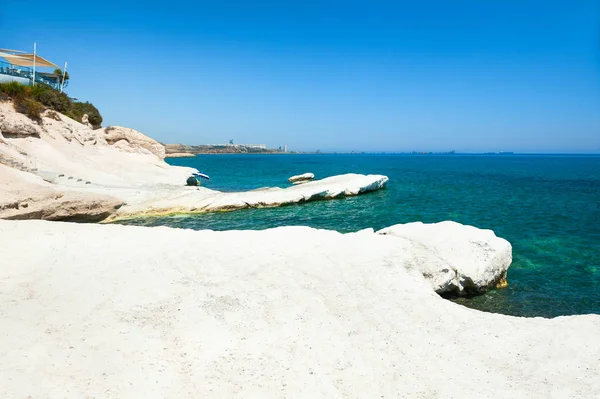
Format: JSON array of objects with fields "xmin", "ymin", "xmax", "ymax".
[
  {"xmin": 0, "ymin": 107, "xmax": 42, "ymax": 138},
  {"xmin": 103, "ymin": 126, "xmax": 166, "ymax": 160},
  {"xmin": 0, "ymin": 165, "xmax": 123, "ymax": 222},
  {"xmin": 0, "ymin": 220, "xmax": 598, "ymax": 398},
  {"xmin": 108, "ymin": 173, "xmax": 389, "ymax": 219},
  {"xmin": 81, "ymin": 113, "xmax": 93, "ymax": 129},
  {"xmin": 377, "ymin": 221, "xmax": 511, "ymax": 295},
  {"xmin": 288, "ymin": 172, "xmax": 315, "ymax": 183}
]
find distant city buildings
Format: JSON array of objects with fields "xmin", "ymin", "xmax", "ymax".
[
  {"xmin": 209, "ymin": 142, "xmax": 290, "ymax": 152},
  {"xmin": 210, "ymin": 143, "xmax": 267, "ymax": 149}
]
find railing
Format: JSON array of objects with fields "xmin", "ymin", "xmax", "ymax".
[{"xmin": 0, "ymin": 61, "xmax": 61, "ymax": 90}]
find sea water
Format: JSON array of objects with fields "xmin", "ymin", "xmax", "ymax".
[{"xmin": 116, "ymin": 154, "xmax": 600, "ymax": 318}]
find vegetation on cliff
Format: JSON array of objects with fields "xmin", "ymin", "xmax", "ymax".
[{"xmin": 0, "ymin": 82, "xmax": 102, "ymax": 129}]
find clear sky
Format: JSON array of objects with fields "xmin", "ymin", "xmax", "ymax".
[{"xmin": 2, "ymin": 0, "xmax": 599, "ymax": 153}]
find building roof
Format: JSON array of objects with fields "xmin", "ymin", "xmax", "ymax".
[{"xmin": 0, "ymin": 51, "xmax": 59, "ymax": 68}]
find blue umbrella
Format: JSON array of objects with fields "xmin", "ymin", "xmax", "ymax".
[{"xmin": 193, "ymin": 172, "xmax": 210, "ymax": 180}]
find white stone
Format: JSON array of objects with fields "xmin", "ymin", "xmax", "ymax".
[
  {"xmin": 378, "ymin": 221, "xmax": 511, "ymax": 294},
  {"xmin": 103, "ymin": 125, "xmax": 166, "ymax": 160},
  {"xmin": 288, "ymin": 172, "xmax": 315, "ymax": 182},
  {"xmin": 80, "ymin": 113, "xmax": 93, "ymax": 129},
  {"xmin": 0, "ymin": 219, "xmax": 598, "ymax": 398}
]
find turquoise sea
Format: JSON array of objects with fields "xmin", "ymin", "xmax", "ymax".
[{"xmin": 117, "ymin": 154, "xmax": 600, "ymax": 318}]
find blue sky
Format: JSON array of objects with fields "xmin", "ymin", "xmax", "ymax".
[{"xmin": 2, "ymin": 0, "xmax": 599, "ymax": 152}]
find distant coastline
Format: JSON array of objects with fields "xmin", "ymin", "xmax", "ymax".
[
  {"xmin": 163, "ymin": 143, "xmax": 600, "ymax": 156},
  {"xmin": 163, "ymin": 143, "xmax": 290, "ymax": 155}
]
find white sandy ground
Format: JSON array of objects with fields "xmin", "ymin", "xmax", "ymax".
[
  {"xmin": 0, "ymin": 101, "xmax": 387, "ymax": 221},
  {"xmin": 1, "ymin": 220, "xmax": 599, "ymax": 398}
]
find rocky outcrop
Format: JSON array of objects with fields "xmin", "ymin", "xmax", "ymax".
[
  {"xmin": 0, "ymin": 220, "xmax": 598, "ymax": 398},
  {"xmin": 0, "ymin": 101, "xmax": 188, "ymax": 186},
  {"xmin": 0, "ymin": 101, "xmax": 387, "ymax": 222},
  {"xmin": 81, "ymin": 113, "xmax": 93, "ymax": 129},
  {"xmin": 1, "ymin": 192, "xmax": 123, "ymax": 222},
  {"xmin": 0, "ymin": 165, "xmax": 123, "ymax": 222},
  {"xmin": 377, "ymin": 221, "xmax": 512, "ymax": 295},
  {"xmin": 107, "ymin": 173, "xmax": 389, "ymax": 220},
  {"xmin": 0, "ymin": 108, "xmax": 42, "ymax": 138},
  {"xmin": 104, "ymin": 126, "xmax": 165, "ymax": 160},
  {"xmin": 288, "ymin": 172, "xmax": 314, "ymax": 183}
]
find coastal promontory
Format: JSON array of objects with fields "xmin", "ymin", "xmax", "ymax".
[{"xmin": 0, "ymin": 100, "xmax": 387, "ymax": 221}]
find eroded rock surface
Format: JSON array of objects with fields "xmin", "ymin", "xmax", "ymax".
[
  {"xmin": 103, "ymin": 126, "xmax": 166, "ymax": 160},
  {"xmin": 0, "ymin": 220, "xmax": 598, "ymax": 398},
  {"xmin": 0, "ymin": 165, "xmax": 123, "ymax": 222},
  {"xmin": 378, "ymin": 221, "xmax": 512, "ymax": 295},
  {"xmin": 107, "ymin": 173, "xmax": 389, "ymax": 219}
]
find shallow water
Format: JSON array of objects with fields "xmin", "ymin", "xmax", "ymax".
[{"xmin": 116, "ymin": 154, "xmax": 600, "ymax": 318}]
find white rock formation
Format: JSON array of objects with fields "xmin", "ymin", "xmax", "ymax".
[
  {"xmin": 378, "ymin": 221, "xmax": 512, "ymax": 294},
  {"xmin": 0, "ymin": 110, "xmax": 42, "ymax": 138},
  {"xmin": 0, "ymin": 165, "xmax": 123, "ymax": 222},
  {"xmin": 105, "ymin": 173, "xmax": 388, "ymax": 220},
  {"xmin": 0, "ymin": 101, "xmax": 388, "ymax": 221},
  {"xmin": 288, "ymin": 172, "xmax": 315, "ymax": 183},
  {"xmin": 103, "ymin": 125, "xmax": 166, "ymax": 160},
  {"xmin": 80, "ymin": 113, "xmax": 93, "ymax": 129},
  {"xmin": 1, "ymin": 220, "xmax": 599, "ymax": 398}
]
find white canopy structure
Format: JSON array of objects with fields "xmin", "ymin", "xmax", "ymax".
[
  {"xmin": 0, "ymin": 48, "xmax": 26, "ymax": 53},
  {"xmin": 0, "ymin": 52, "xmax": 59, "ymax": 68},
  {"xmin": 0, "ymin": 44, "xmax": 66, "ymax": 91}
]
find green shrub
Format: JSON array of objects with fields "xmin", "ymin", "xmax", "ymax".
[
  {"xmin": 18, "ymin": 98, "xmax": 44, "ymax": 122},
  {"xmin": 36, "ymin": 88, "xmax": 72, "ymax": 114},
  {"xmin": 1, "ymin": 81, "xmax": 102, "ymax": 127},
  {"xmin": 0, "ymin": 81, "xmax": 28, "ymax": 102},
  {"xmin": 73, "ymin": 101, "xmax": 103, "ymax": 129},
  {"xmin": 1, "ymin": 83, "xmax": 43, "ymax": 122}
]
